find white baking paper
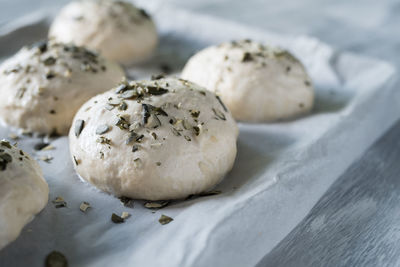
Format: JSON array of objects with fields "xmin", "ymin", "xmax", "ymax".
[{"xmin": 0, "ymin": 2, "xmax": 398, "ymax": 267}]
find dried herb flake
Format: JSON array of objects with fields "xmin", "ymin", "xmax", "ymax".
[
  {"xmin": 119, "ymin": 196, "xmax": 134, "ymax": 208},
  {"xmin": 52, "ymin": 196, "xmax": 67, "ymax": 208},
  {"xmin": 132, "ymin": 145, "xmax": 139, "ymax": 153},
  {"xmin": 111, "ymin": 213, "xmax": 124, "ymax": 223},
  {"xmin": 158, "ymin": 214, "xmax": 173, "ymax": 225},
  {"xmin": 0, "ymin": 152, "xmax": 12, "ymax": 171},
  {"xmin": 146, "ymin": 86, "xmax": 169, "ymax": 96},
  {"xmin": 79, "ymin": 202, "xmax": 91, "ymax": 212},
  {"xmin": 121, "ymin": 212, "xmax": 130, "ymax": 219},
  {"xmin": 0, "ymin": 140, "xmax": 12, "ymax": 148},
  {"xmin": 145, "ymin": 201, "xmax": 169, "ymax": 209},
  {"xmin": 34, "ymin": 142, "xmax": 50, "ymax": 151},
  {"xmin": 39, "ymin": 155, "xmax": 53, "ymax": 163},
  {"xmin": 115, "ymin": 84, "xmax": 127, "ymax": 94},
  {"xmin": 43, "ymin": 57, "xmax": 56, "ymax": 66},
  {"xmin": 242, "ymin": 52, "xmax": 253, "ymax": 62}
]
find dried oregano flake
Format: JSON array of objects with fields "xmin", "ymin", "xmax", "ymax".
[
  {"xmin": 79, "ymin": 202, "xmax": 91, "ymax": 212},
  {"xmin": 52, "ymin": 196, "xmax": 67, "ymax": 208},
  {"xmin": 39, "ymin": 155, "xmax": 53, "ymax": 163},
  {"xmin": 119, "ymin": 196, "xmax": 134, "ymax": 208},
  {"xmin": 41, "ymin": 144, "xmax": 55, "ymax": 151},
  {"xmin": 121, "ymin": 212, "xmax": 131, "ymax": 219},
  {"xmin": 0, "ymin": 140, "xmax": 12, "ymax": 148},
  {"xmin": 34, "ymin": 142, "xmax": 50, "ymax": 151},
  {"xmin": 146, "ymin": 86, "xmax": 169, "ymax": 95},
  {"xmin": 144, "ymin": 201, "xmax": 169, "ymax": 209},
  {"xmin": 158, "ymin": 214, "xmax": 173, "ymax": 225},
  {"xmin": 0, "ymin": 151, "xmax": 12, "ymax": 171},
  {"xmin": 111, "ymin": 213, "xmax": 124, "ymax": 223}
]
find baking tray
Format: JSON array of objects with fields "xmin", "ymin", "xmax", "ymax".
[{"xmin": 0, "ymin": 2, "xmax": 397, "ymax": 266}]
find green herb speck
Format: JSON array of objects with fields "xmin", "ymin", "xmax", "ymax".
[{"xmin": 158, "ymin": 214, "xmax": 173, "ymax": 225}]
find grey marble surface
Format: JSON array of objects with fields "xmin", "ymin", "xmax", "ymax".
[{"xmin": 1, "ymin": 0, "xmax": 400, "ymax": 266}]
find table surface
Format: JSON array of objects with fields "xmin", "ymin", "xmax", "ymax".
[{"xmin": 1, "ymin": 0, "xmax": 400, "ymax": 266}]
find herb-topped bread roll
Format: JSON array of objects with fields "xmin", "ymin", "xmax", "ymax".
[
  {"xmin": 181, "ymin": 40, "xmax": 314, "ymax": 122},
  {"xmin": 0, "ymin": 140, "xmax": 48, "ymax": 250},
  {"xmin": 69, "ymin": 77, "xmax": 238, "ymax": 200},
  {"xmin": 49, "ymin": 0, "xmax": 158, "ymax": 65},
  {"xmin": 0, "ymin": 40, "xmax": 124, "ymax": 135}
]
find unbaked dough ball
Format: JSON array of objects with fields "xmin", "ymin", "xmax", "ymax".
[
  {"xmin": 181, "ymin": 39, "xmax": 314, "ymax": 122},
  {"xmin": 69, "ymin": 77, "xmax": 238, "ymax": 200},
  {"xmin": 49, "ymin": 0, "xmax": 158, "ymax": 64},
  {"xmin": 0, "ymin": 140, "xmax": 48, "ymax": 250},
  {"xmin": 0, "ymin": 40, "xmax": 125, "ymax": 135}
]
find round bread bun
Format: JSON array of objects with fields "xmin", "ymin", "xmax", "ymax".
[
  {"xmin": 0, "ymin": 140, "xmax": 48, "ymax": 250},
  {"xmin": 0, "ymin": 40, "xmax": 125, "ymax": 135},
  {"xmin": 49, "ymin": 0, "xmax": 158, "ymax": 65},
  {"xmin": 181, "ymin": 39, "xmax": 314, "ymax": 122},
  {"xmin": 69, "ymin": 77, "xmax": 238, "ymax": 200}
]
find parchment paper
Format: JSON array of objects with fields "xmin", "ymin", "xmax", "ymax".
[{"xmin": 0, "ymin": 2, "xmax": 398, "ymax": 267}]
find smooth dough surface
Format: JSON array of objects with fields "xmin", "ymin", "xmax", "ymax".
[
  {"xmin": 181, "ymin": 40, "xmax": 314, "ymax": 122},
  {"xmin": 0, "ymin": 140, "xmax": 48, "ymax": 251},
  {"xmin": 49, "ymin": 0, "xmax": 158, "ymax": 64},
  {"xmin": 0, "ymin": 40, "xmax": 124, "ymax": 135},
  {"xmin": 69, "ymin": 77, "xmax": 238, "ymax": 200}
]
